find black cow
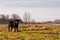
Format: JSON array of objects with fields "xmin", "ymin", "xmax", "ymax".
[
  {"xmin": 14, "ymin": 19, "xmax": 23, "ymax": 32},
  {"xmin": 8, "ymin": 18, "xmax": 23, "ymax": 32},
  {"xmin": 8, "ymin": 19, "xmax": 14, "ymax": 32},
  {"xmin": 14, "ymin": 19, "xmax": 19, "ymax": 32}
]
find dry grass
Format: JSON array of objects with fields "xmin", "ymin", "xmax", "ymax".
[{"xmin": 0, "ymin": 23, "xmax": 60, "ymax": 40}]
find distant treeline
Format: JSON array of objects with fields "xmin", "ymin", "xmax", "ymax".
[
  {"xmin": 0, "ymin": 19, "xmax": 60, "ymax": 24},
  {"xmin": 0, "ymin": 19, "xmax": 23, "ymax": 24},
  {"xmin": 0, "ymin": 14, "xmax": 60, "ymax": 24},
  {"xmin": 0, "ymin": 19, "xmax": 8, "ymax": 24},
  {"xmin": 42, "ymin": 19, "xmax": 60, "ymax": 24}
]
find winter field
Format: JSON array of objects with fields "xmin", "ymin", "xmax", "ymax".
[{"xmin": 0, "ymin": 23, "xmax": 60, "ymax": 40}]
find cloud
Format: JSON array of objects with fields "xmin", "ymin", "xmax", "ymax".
[{"xmin": 0, "ymin": 0, "xmax": 60, "ymax": 7}]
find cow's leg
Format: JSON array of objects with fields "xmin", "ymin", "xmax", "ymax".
[
  {"xmin": 11, "ymin": 27, "xmax": 13, "ymax": 31},
  {"xmin": 14, "ymin": 25, "xmax": 16, "ymax": 32},
  {"xmin": 14, "ymin": 27, "xmax": 16, "ymax": 32},
  {"xmin": 8, "ymin": 25, "xmax": 10, "ymax": 32},
  {"xmin": 14, "ymin": 27, "xmax": 18, "ymax": 32},
  {"xmin": 16, "ymin": 27, "xmax": 18, "ymax": 32},
  {"xmin": 16, "ymin": 25, "xmax": 18, "ymax": 32}
]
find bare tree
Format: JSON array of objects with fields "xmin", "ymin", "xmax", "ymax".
[
  {"xmin": 1, "ymin": 14, "xmax": 6, "ymax": 20},
  {"xmin": 23, "ymin": 12, "xmax": 31, "ymax": 23},
  {"xmin": 54, "ymin": 19, "xmax": 60, "ymax": 24},
  {"xmin": 6, "ymin": 14, "xmax": 9, "ymax": 20},
  {"xmin": 0, "ymin": 14, "xmax": 10, "ymax": 20},
  {"xmin": 11, "ymin": 14, "xmax": 20, "ymax": 19}
]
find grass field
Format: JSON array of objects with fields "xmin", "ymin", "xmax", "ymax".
[{"xmin": 0, "ymin": 23, "xmax": 60, "ymax": 40}]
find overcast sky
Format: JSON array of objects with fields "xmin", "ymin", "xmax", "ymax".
[{"xmin": 0, "ymin": 0, "xmax": 60, "ymax": 22}]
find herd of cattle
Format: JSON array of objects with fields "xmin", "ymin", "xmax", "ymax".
[
  {"xmin": 8, "ymin": 18, "xmax": 23, "ymax": 32},
  {"xmin": 8, "ymin": 19, "xmax": 54, "ymax": 32}
]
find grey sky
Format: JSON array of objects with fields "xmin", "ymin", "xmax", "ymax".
[
  {"xmin": 0, "ymin": 0, "xmax": 60, "ymax": 7},
  {"xmin": 0, "ymin": 0, "xmax": 60, "ymax": 22}
]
